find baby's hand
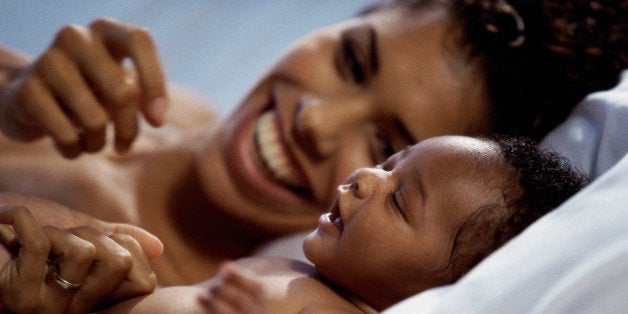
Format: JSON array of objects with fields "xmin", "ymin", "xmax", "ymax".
[
  {"xmin": 0, "ymin": 17, "xmax": 168, "ymax": 158},
  {"xmin": 199, "ymin": 262, "xmax": 266, "ymax": 313}
]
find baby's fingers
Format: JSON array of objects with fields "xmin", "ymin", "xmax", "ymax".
[
  {"xmin": 200, "ymin": 263, "xmax": 265, "ymax": 313},
  {"xmin": 219, "ymin": 263, "xmax": 264, "ymax": 297}
]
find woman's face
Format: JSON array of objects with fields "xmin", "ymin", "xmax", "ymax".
[{"xmin": 196, "ymin": 6, "xmax": 491, "ymax": 233}]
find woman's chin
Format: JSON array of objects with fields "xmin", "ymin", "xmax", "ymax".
[{"xmin": 194, "ymin": 134, "xmax": 320, "ymax": 234}]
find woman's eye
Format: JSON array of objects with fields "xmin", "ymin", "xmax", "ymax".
[
  {"xmin": 375, "ymin": 130, "xmax": 396, "ymax": 163},
  {"xmin": 342, "ymin": 37, "xmax": 366, "ymax": 84}
]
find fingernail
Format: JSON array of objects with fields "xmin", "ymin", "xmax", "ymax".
[{"xmin": 148, "ymin": 97, "xmax": 168, "ymax": 125}]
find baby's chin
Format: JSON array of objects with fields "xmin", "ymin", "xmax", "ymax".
[{"xmin": 301, "ymin": 229, "xmax": 326, "ymax": 265}]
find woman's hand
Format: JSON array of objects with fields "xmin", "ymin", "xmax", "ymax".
[
  {"xmin": 0, "ymin": 198, "xmax": 162, "ymax": 313},
  {"xmin": 0, "ymin": 17, "xmax": 168, "ymax": 158},
  {"xmin": 199, "ymin": 262, "xmax": 266, "ymax": 313}
]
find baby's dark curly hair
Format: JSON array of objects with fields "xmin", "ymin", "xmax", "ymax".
[
  {"xmin": 444, "ymin": 136, "xmax": 589, "ymax": 282},
  {"xmin": 364, "ymin": 0, "xmax": 626, "ymax": 140}
]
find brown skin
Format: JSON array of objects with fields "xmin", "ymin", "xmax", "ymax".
[{"xmin": 0, "ymin": 5, "xmax": 491, "ymax": 288}]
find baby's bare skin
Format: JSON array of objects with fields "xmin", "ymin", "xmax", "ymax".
[{"xmin": 109, "ymin": 257, "xmax": 372, "ymax": 313}]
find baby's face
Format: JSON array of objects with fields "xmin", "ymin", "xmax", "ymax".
[{"xmin": 303, "ymin": 135, "xmax": 507, "ymax": 309}]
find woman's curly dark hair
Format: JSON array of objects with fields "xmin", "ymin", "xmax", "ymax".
[
  {"xmin": 363, "ymin": 0, "xmax": 627, "ymax": 140},
  {"xmin": 445, "ymin": 136, "xmax": 589, "ymax": 282}
]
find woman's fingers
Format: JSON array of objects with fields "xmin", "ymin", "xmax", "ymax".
[
  {"xmin": 16, "ymin": 75, "xmax": 84, "ymax": 158},
  {"xmin": 89, "ymin": 18, "xmax": 168, "ymax": 127},
  {"xmin": 51, "ymin": 22, "xmax": 141, "ymax": 153},
  {"xmin": 1, "ymin": 18, "xmax": 167, "ymax": 157},
  {"xmin": 0, "ymin": 206, "xmax": 50, "ymax": 283},
  {"xmin": 41, "ymin": 226, "xmax": 96, "ymax": 313},
  {"xmin": 62, "ymin": 226, "xmax": 133, "ymax": 313},
  {"xmin": 0, "ymin": 206, "xmax": 51, "ymax": 313},
  {"xmin": 0, "ymin": 203, "xmax": 157, "ymax": 313},
  {"xmin": 36, "ymin": 47, "xmax": 108, "ymax": 153}
]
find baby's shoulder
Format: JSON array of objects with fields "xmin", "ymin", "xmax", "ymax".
[{"xmin": 234, "ymin": 257, "xmax": 364, "ymax": 313}]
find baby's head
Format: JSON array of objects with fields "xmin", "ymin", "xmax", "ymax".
[{"xmin": 303, "ymin": 135, "xmax": 588, "ymax": 310}]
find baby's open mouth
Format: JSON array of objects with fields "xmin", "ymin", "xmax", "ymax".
[
  {"xmin": 328, "ymin": 200, "xmax": 344, "ymax": 231},
  {"xmin": 253, "ymin": 110, "xmax": 311, "ymax": 197}
]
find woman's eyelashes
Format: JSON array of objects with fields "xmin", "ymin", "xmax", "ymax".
[
  {"xmin": 370, "ymin": 128, "xmax": 398, "ymax": 165},
  {"xmin": 377, "ymin": 129, "xmax": 395, "ymax": 158},
  {"xmin": 337, "ymin": 25, "xmax": 377, "ymax": 86},
  {"xmin": 340, "ymin": 36, "xmax": 367, "ymax": 84}
]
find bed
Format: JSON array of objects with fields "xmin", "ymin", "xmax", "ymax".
[{"xmin": 3, "ymin": 2, "xmax": 627, "ymax": 312}]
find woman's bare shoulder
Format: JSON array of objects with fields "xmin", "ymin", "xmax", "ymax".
[{"xmin": 166, "ymin": 83, "xmax": 217, "ymax": 129}]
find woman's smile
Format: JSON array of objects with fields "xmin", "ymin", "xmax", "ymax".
[
  {"xmin": 225, "ymin": 86, "xmax": 315, "ymax": 210},
  {"xmin": 254, "ymin": 110, "xmax": 308, "ymax": 194}
]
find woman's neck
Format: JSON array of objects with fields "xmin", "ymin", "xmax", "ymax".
[{"xmin": 136, "ymin": 145, "xmax": 263, "ymax": 285}]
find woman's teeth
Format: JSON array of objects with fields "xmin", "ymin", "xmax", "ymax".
[{"xmin": 254, "ymin": 111, "xmax": 302, "ymax": 189}]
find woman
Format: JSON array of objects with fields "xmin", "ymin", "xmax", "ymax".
[{"xmin": 0, "ymin": 0, "xmax": 625, "ymax": 310}]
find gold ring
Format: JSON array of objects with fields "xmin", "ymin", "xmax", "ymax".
[{"xmin": 54, "ymin": 272, "xmax": 83, "ymax": 290}]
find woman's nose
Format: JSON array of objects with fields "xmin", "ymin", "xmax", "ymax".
[{"xmin": 293, "ymin": 95, "xmax": 371, "ymax": 159}]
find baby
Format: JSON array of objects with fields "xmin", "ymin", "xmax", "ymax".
[{"xmin": 107, "ymin": 135, "xmax": 588, "ymax": 313}]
